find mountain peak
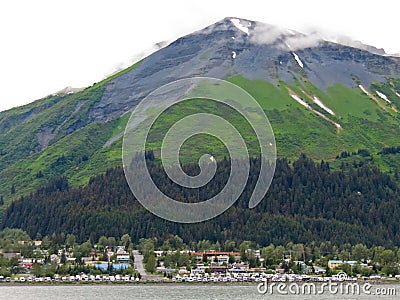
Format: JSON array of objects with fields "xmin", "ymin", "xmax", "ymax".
[
  {"xmin": 86, "ymin": 17, "xmax": 399, "ymax": 123},
  {"xmin": 206, "ymin": 17, "xmax": 394, "ymax": 57},
  {"xmin": 225, "ymin": 17, "xmax": 253, "ymax": 35},
  {"xmin": 201, "ymin": 17, "xmax": 320, "ymax": 52},
  {"xmin": 53, "ymin": 86, "xmax": 85, "ymax": 96}
]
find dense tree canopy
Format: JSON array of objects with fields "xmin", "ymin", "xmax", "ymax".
[{"xmin": 2, "ymin": 154, "xmax": 400, "ymax": 247}]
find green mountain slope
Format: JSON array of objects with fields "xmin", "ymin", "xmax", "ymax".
[
  {"xmin": 0, "ymin": 17, "xmax": 400, "ymax": 227},
  {"xmin": 1, "ymin": 76, "xmax": 400, "ymax": 214}
]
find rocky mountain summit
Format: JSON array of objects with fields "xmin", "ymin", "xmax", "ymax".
[{"xmin": 90, "ymin": 17, "xmax": 399, "ymax": 122}]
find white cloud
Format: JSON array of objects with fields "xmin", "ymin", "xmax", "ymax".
[
  {"xmin": 250, "ymin": 23, "xmax": 287, "ymax": 45},
  {"xmin": 283, "ymin": 32, "xmax": 323, "ymax": 51}
]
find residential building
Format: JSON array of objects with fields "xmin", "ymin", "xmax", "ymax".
[
  {"xmin": 328, "ymin": 260, "xmax": 369, "ymax": 269},
  {"xmin": 192, "ymin": 251, "xmax": 240, "ymax": 262}
]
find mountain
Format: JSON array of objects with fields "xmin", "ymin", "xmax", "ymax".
[
  {"xmin": 0, "ymin": 17, "xmax": 400, "ymax": 221},
  {"xmin": 79, "ymin": 17, "xmax": 400, "ymax": 122}
]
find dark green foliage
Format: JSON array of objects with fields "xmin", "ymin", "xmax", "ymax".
[
  {"xmin": 2, "ymin": 155, "xmax": 400, "ymax": 248},
  {"xmin": 2, "ymin": 76, "xmax": 400, "ymax": 221},
  {"xmin": 380, "ymin": 145, "xmax": 400, "ymax": 155},
  {"xmin": 357, "ymin": 149, "xmax": 370, "ymax": 157},
  {"xmin": 144, "ymin": 251, "xmax": 156, "ymax": 273}
]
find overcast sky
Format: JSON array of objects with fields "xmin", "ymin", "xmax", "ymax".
[{"xmin": 0, "ymin": 0, "xmax": 399, "ymax": 112}]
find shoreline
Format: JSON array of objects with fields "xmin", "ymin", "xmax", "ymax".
[{"xmin": 0, "ymin": 280, "xmax": 399, "ymax": 286}]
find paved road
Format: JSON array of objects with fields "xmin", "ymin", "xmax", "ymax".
[{"xmin": 132, "ymin": 250, "xmax": 162, "ymax": 281}]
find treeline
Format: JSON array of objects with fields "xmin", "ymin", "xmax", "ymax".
[
  {"xmin": 336, "ymin": 149, "xmax": 371, "ymax": 159},
  {"xmin": 2, "ymin": 154, "xmax": 400, "ymax": 247},
  {"xmin": 379, "ymin": 145, "xmax": 400, "ymax": 155}
]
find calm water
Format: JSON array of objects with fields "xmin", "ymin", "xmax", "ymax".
[{"xmin": 0, "ymin": 284, "xmax": 398, "ymax": 299}]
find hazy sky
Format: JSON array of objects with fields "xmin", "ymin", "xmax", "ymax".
[{"xmin": 0, "ymin": 0, "xmax": 399, "ymax": 112}]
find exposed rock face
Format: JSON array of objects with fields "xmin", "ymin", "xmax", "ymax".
[
  {"xmin": 36, "ymin": 126, "xmax": 56, "ymax": 151},
  {"xmin": 88, "ymin": 17, "xmax": 399, "ymax": 123}
]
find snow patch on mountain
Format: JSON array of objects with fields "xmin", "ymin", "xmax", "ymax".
[
  {"xmin": 53, "ymin": 86, "xmax": 85, "ymax": 96},
  {"xmin": 376, "ymin": 91, "xmax": 391, "ymax": 103},
  {"xmin": 290, "ymin": 94, "xmax": 309, "ymax": 108},
  {"xmin": 359, "ymin": 85, "xmax": 369, "ymax": 95},
  {"xmin": 230, "ymin": 18, "xmax": 250, "ymax": 35},
  {"xmin": 290, "ymin": 93, "xmax": 341, "ymax": 128},
  {"xmin": 292, "ymin": 52, "xmax": 304, "ymax": 68},
  {"xmin": 313, "ymin": 96, "xmax": 335, "ymax": 115}
]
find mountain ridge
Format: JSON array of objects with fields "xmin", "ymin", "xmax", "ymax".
[
  {"xmin": 89, "ymin": 17, "xmax": 399, "ymax": 123},
  {"xmin": 0, "ymin": 17, "xmax": 400, "ymax": 218},
  {"xmin": 2, "ymin": 17, "xmax": 399, "ymax": 116}
]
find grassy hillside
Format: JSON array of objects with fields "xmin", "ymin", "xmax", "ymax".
[
  {"xmin": 229, "ymin": 76, "xmax": 400, "ymax": 157},
  {"xmin": 0, "ymin": 63, "xmax": 144, "ymax": 214},
  {"xmin": 1, "ymin": 71, "xmax": 400, "ymax": 220}
]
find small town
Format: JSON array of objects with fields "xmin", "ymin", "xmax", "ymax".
[{"xmin": 0, "ymin": 229, "xmax": 399, "ymax": 284}]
